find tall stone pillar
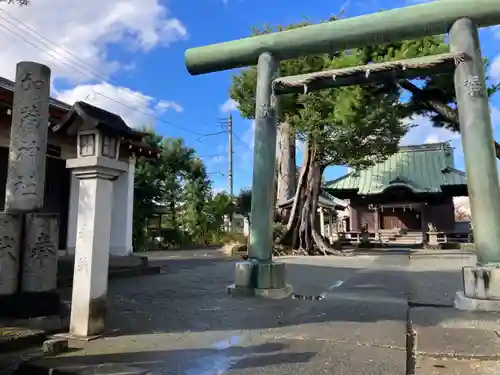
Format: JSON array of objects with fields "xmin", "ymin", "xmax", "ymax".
[
  {"xmin": 67, "ymin": 157, "xmax": 127, "ymax": 337},
  {"xmin": 319, "ymin": 208, "xmax": 325, "ymax": 237},
  {"xmin": 5, "ymin": 62, "xmax": 50, "ymax": 211},
  {"xmin": 66, "ymin": 174, "xmax": 79, "ymax": 255},
  {"xmin": 227, "ymin": 53, "xmax": 292, "ymax": 299},
  {"xmin": 451, "ymin": 18, "xmax": 500, "ymax": 311},
  {"xmin": 0, "ymin": 62, "xmax": 60, "ymax": 318},
  {"xmin": 110, "ymin": 155, "xmax": 135, "ymax": 256}
]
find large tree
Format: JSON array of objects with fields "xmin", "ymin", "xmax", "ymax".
[
  {"xmin": 133, "ymin": 129, "xmax": 213, "ymax": 250},
  {"xmin": 181, "ymin": 159, "xmax": 213, "ymax": 240}
]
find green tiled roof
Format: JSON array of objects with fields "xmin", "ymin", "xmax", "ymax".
[{"xmin": 325, "ymin": 143, "xmax": 466, "ymax": 195}]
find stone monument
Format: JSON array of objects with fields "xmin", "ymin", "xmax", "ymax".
[{"xmin": 0, "ymin": 61, "xmax": 60, "ymax": 318}]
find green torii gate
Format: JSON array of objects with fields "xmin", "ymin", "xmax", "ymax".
[{"xmin": 186, "ymin": 0, "xmax": 500, "ymax": 307}]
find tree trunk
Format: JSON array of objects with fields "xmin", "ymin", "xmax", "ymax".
[
  {"xmin": 276, "ymin": 122, "xmax": 297, "ymax": 205},
  {"xmin": 279, "ymin": 143, "xmax": 346, "ymax": 256},
  {"xmin": 399, "ymin": 79, "xmax": 500, "ymax": 159}
]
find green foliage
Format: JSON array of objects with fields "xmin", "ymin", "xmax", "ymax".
[
  {"xmin": 403, "ymin": 56, "xmax": 499, "ymax": 132},
  {"xmin": 133, "ymin": 128, "xmax": 229, "ymax": 251},
  {"xmin": 273, "ymin": 222, "xmax": 286, "ymax": 241},
  {"xmin": 235, "ymin": 188, "xmax": 252, "ymax": 219},
  {"xmin": 205, "ymin": 191, "xmax": 234, "ymax": 232},
  {"xmin": 181, "ymin": 160, "xmax": 213, "ymax": 241},
  {"xmin": 133, "ymin": 131, "xmax": 165, "ymax": 251},
  {"xmin": 364, "ymin": 34, "xmax": 499, "ymax": 134}
]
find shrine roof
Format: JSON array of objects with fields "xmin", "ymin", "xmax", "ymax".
[
  {"xmin": 278, "ymin": 189, "xmax": 348, "ymax": 210},
  {"xmin": 0, "ymin": 75, "xmax": 160, "ymax": 158},
  {"xmin": 0, "ymin": 76, "xmax": 70, "ymax": 114},
  {"xmin": 324, "ymin": 142, "xmax": 467, "ymax": 196},
  {"xmin": 55, "ymin": 101, "xmax": 139, "ymax": 138}
]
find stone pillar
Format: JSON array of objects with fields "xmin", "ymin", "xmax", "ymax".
[
  {"xmin": 21, "ymin": 213, "xmax": 59, "ymax": 292},
  {"xmin": 228, "ymin": 52, "xmax": 292, "ymax": 299},
  {"xmin": 243, "ymin": 216, "xmax": 250, "ymax": 237},
  {"xmin": 248, "ymin": 52, "xmax": 279, "ymax": 262},
  {"xmin": 66, "ymin": 174, "xmax": 79, "ymax": 255},
  {"xmin": 319, "ymin": 208, "xmax": 325, "ymax": 237},
  {"xmin": 5, "ymin": 62, "xmax": 50, "ymax": 212},
  {"xmin": 450, "ymin": 18, "xmax": 500, "ymax": 311},
  {"xmin": 0, "ymin": 213, "xmax": 22, "ymax": 295},
  {"xmin": 110, "ymin": 155, "xmax": 135, "ymax": 256},
  {"xmin": 0, "ymin": 62, "xmax": 59, "ymax": 313},
  {"xmin": 67, "ymin": 157, "xmax": 127, "ymax": 337}
]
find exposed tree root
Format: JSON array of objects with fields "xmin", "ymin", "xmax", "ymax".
[{"xmin": 277, "ymin": 143, "xmax": 347, "ymax": 256}]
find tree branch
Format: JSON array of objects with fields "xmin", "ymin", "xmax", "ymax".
[{"xmin": 399, "ymin": 78, "xmax": 500, "ymax": 160}]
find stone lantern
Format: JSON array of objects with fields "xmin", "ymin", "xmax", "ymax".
[
  {"xmin": 52, "ymin": 101, "xmax": 134, "ymax": 338},
  {"xmin": 77, "ymin": 129, "xmax": 120, "ymax": 160}
]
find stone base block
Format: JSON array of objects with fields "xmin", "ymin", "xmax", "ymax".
[
  {"xmin": 226, "ymin": 284, "xmax": 293, "ymax": 299},
  {"xmin": 255, "ymin": 284, "xmax": 293, "ymax": 299},
  {"xmin": 462, "ymin": 266, "xmax": 500, "ymax": 300},
  {"xmin": 22, "ymin": 213, "xmax": 59, "ymax": 293},
  {"xmin": 53, "ymin": 328, "xmax": 119, "ymax": 342},
  {"xmin": 226, "ymin": 284, "xmax": 256, "ymax": 297},
  {"xmin": 0, "ymin": 212, "xmax": 22, "ymax": 295},
  {"xmin": 228, "ymin": 260, "xmax": 292, "ymax": 299},
  {"xmin": 454, "ymin": 291, "xmax": 500, "ymax": 312},
  {"xmin": 42, "ymin": 338, "xmax": 69, "ymax": 356}
]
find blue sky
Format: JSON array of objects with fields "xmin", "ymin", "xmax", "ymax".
[{"xmin": 1, "ymin": 0, "xmax": 499, "ymax": 194}]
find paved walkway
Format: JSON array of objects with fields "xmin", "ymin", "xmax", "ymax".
[{"xmin": 19, "ymin": 249, "xmax": 500, "ymax": 374}]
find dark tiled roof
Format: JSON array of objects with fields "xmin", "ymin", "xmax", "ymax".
[
  {"xmin": 278, "ymin": 189, "xmax": 347, "ymax": 210},
  {"xmin": 54, "ymin": 101, "xmax": 138, "ymax": 139},
  {"xmin": 325, "ymin": 142, "xmax": 467, "ymax": 195},
  {"xmin": 0, "ymin": 76, "xmax": 158, "ymax": 157},
  {"xmin": 0, "ymin": 76, "xmax": 70, "ymax": 111}
]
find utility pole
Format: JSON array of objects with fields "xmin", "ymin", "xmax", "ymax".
[{"xmin": 228, "ymin": 114, "xmax": 234, "ymax": 231}]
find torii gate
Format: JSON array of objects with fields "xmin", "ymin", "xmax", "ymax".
[{"xmin": 186, "ymin": 0, "xmax": 500, "ymax": 309}]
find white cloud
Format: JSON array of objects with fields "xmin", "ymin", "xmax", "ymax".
[
  {"xmin": 155, "ymin": 100, "xmax": 183, "ymax": 113},
  {"xmin": 400, "ymin": 115, "xmax": 460, "ymax": 146},
  {"xmin": 0, "ymin": 0, "xmax": 187, "ymax": 83},
  {"xmin": 423, "ymin": 133, "xmax": 440, "ymax": 144},
  {"xmin": 220, "ymin": 98, "xmax": 237, "ymax": 113},
  {"xmin": 56, "ymin": 82, "xmax": 175, "ymax": 128}
]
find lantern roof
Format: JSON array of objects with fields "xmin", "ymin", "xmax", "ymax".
[{"xmin": 52, "ymin": 101, "xmax": 139, "ymax": 139}]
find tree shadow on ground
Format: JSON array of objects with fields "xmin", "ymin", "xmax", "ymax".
[{"xmin": 16, "ymin": 342, "xmax": 317, "ymax": 374}]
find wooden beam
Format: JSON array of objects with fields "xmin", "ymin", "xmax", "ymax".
[
  {"xmin": 272, "ymin": 52, "xmax": 465, "ymax": 95},
  {"xmin": 185, "ymin": 0, "xmax": 500, "ymax": 75}
]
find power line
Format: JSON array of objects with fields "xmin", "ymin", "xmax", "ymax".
[
  {"xmin": 233, "ymin": 132, "xmax": 252, "ymax": 153},
  {"xmin": 0, "ymin": 14, "xmax": 206, "ymax": 136},
  {"xmin": 0, "ymin": 9, "xmax": 157, "ymax": 108},
  {"xmin": 219, "ymin": 116, "xmax": 252, "ymax": 153},
  {"xmin": 198, "ymin": 153, "xmax": 228, "ymax": 158},
  {"xmin": 0, "ymin": 10, "xmax": 254, "ymax": 152}
]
